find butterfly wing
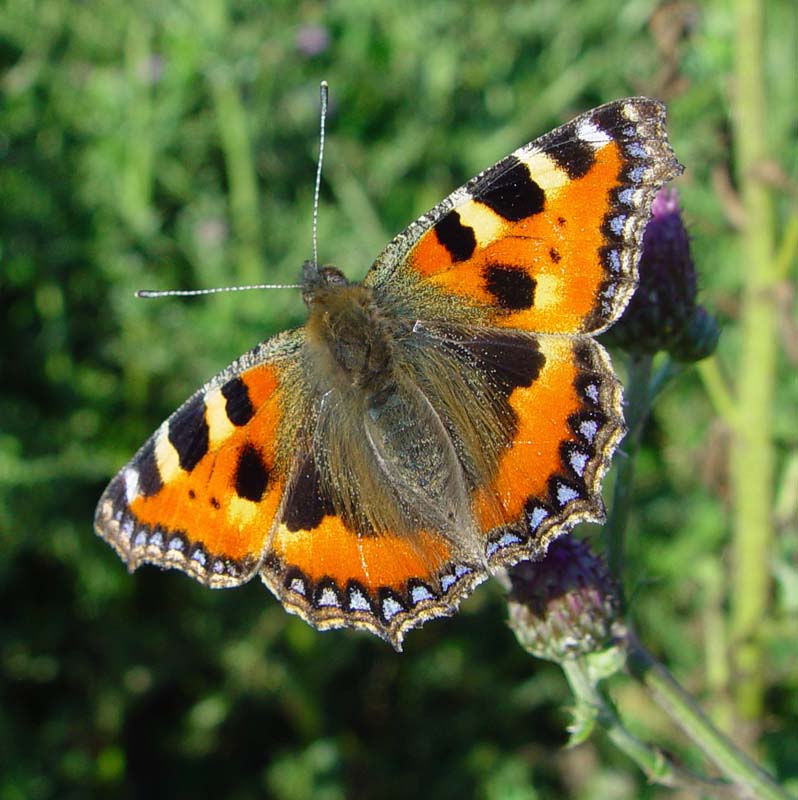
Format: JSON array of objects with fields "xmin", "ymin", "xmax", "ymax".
[
  {"xmin": 358, "ymin": 97, "xmax": 680, "ymax": 570},
  {"xmin": 94, "ymin": 330, "xmax": 304, "ymax": 587},
  {"xmin": 366, "ymin": 97, "xmax": 682, "ymax": 334},
  {"xmin": 261, "ymin": 446, "xmax": 486, "ymax": 648}
]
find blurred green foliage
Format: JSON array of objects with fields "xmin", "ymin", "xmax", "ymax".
[{"xmin": 1, "ymin": 1, "xmax": 795, "ymax": 798}]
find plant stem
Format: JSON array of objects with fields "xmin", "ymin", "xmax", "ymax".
[
  {"xmin": 625, "ymin": 632, "xmax": 790, "ymax": 800},
  {"xmin": 697, "ymin": 356, "xmax": 739, "ymax": 432},
  {"xmin": 602, "ymin": 352, "xmax": 652, "ymax": 605},
  {"xmin": 561, "ymin": 658, "xmax": 741, "ymax": 798},
  {"xmin": 773, "ymin": 212, "xmax": 797, "ymax": 282},
  {"xmin": 730, "ymin": 0, "xmax": 777, "ymax": 721}
]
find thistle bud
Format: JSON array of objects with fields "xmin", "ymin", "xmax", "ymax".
[
  {"xmin": 604, "ymin": 188, "xmax": 717, "ymax": 360},
  {"xmin": 507, "ymin": 537, "xmax": 621, "ymax": 662},
  {"xmin": 670, "ymin": 305, "xmax": 720, "ymax": 363}
]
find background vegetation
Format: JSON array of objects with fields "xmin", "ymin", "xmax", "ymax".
[{"xmin": 1, "ymin": 0, "xmax": 795, "ymax": 797}]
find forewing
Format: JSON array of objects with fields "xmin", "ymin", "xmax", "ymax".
[
  {"xmin": 366, "ymin": 97, "xmax": 682, "ymax": 334},
  {"xmin": 94, "ymin": 330, "xmax": 304, "ymax": 587}
]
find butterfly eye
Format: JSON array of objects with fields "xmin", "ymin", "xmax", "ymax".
[
  {"xmin": 301, "ymin": 262, "xmax": 349, "ymax": 306},
  {"xmin": 302, "ymin": 259, "xmax": 321, "ymax": 287},
  {"xmin": 320, "ymin": 266, "xmax": 348, "ymax": 286},
  {"xmin": 301, "ymin": 262, "xmax": 347, "ymax": 288}
]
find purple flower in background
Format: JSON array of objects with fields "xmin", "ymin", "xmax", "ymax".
[{"xmin": 295, "ymin": 25, "xmax": 330, "ymax": 57}]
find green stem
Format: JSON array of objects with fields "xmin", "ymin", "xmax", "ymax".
[
  {"xmin": 773, "ymin": 212, "xmax": 797, "ymax": 281},
  {"xmin": 697, "ymin": 356, "xmax": 739, "ymax": 432},
  {"xmin": 625, "ymin": 632, "xmax": 790, "ymax": 800},
  {"xmin": 698, "ymin": 559, "xmax": 735, "ymax": 733},
  {"xmin": 603, "ymin": 353, "xmax": 653, "ymax": 604},
  {"xmin": 730, "ymin": 0, "xmax": 777, "ymax": 721},
  {"xmin": 561, "ymin": 658, "xmax": 740, "ymax": 798}
]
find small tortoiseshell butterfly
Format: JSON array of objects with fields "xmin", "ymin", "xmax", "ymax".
[{"xmin": 95, "ymin": 97, "xmax": 681, "ymax": 648}]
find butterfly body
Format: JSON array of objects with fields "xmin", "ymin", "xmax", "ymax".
[{"xmin": 96, "ymin": 98, "xmax": 682, "ymax": 648}]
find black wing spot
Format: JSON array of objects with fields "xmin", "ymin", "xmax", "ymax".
[
  {"xmin": 435, "ymin": 210, "xmax": 477, "ymax": 262},
  {"xmin": 210, "ymin": 497, "xmax": 221, "ymax": 510},
  {"xmin": 221, "ymin": 377, "xmax": 255, "ymax": 426},
  {"xmin": 282, "ymin": 453, "xmax": 336, "ymax": 532},
  {"xmin": 235, "ymin": 443, "xmax": 270, "ymax": 502},
  {"xmin": 590, "ymin": 103, "xmax": 626, "ymax": 134},
  {"xmin": 484, "ymin": 264, "xmax": 536, "ymax": 310},
  {"xmin": 456, "ymin": 332, "xmax": 546, "ymax": 396},
  {"xmin": 168, "ymin": 395, "xmax": 209, "ymax": 472},
  {"xmin": 548, "ymin": 137, "xmax": 596, "ymax": 179},
  {"xmin": 549, "ymin": 247, "xmax": 561, "ymax": 263},
  {"xmin": 474, "ymin": 157, "xmax": 545, "ymax": 221},
  {"xmin": 136, "ymin": 439, "xmax": 163, "ymax": 497}
]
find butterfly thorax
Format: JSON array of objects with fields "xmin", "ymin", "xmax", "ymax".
[{"xmin": 303, "ymin": 263, "xmax": 401, "ymax": 398}]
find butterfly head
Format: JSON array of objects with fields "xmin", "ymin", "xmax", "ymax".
[{"xmin": 302, "ymin": 260, "xmax": 350, "ymax": 307}]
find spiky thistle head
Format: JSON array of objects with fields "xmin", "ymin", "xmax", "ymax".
[
  {"xmin": 604, "ymin": 188, "xmax": 718, "ymax": 361},
  {"xmin": 507, "ymin": 537, "xmax": 621, "ymax": 662}
]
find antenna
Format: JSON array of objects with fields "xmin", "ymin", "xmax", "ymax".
[
  {"xmin": 312, "ymin": 80, "xmax": 329, "ymax": 269},
  {"xmin": 136, "ymin": 81, "xmax": 330, "ymax": 301},
  {"xmin": 136, "ymin": 284, "xmax": 301, "ymax": 299}
]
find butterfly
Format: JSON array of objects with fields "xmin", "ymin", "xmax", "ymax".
[{"xmin": 95, "ymin": 97, "xmax": 682, "ymax": 649}]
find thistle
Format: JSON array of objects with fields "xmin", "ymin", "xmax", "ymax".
[
  {"xmin": 507, "ymin": 536, "xmax": 621, "ymax": 662},
  {"xmin": 605, "ymin": 188, "xmax": 718, "ymax": 361}
]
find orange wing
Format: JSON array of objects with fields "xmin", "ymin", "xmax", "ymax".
[
  {"xmin": 471, "ymin": 335, "xmax": 624, "ymax": 566},
  {"xmin": 398, "ymin": 324, "xmax": 624, "ymax": 569},
  {"xmin": 366, "ymin": 97, "xmax": 682, "ymax": 334},
  {"xmin": 94, "ymin": 330, "xmax": 303, "ymax": 587},
  {"xmin": 260, "ymin": 449, "xmax": 484, "ymax": 647}
]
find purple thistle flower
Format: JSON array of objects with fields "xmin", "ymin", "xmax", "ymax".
[
  {"xmin": 507, "ymin": 537, "xmax": 621, "ymax": 662},
  {"xmin": 604, "ymin": 188, "xmax": 718, "ymax": 361}
]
